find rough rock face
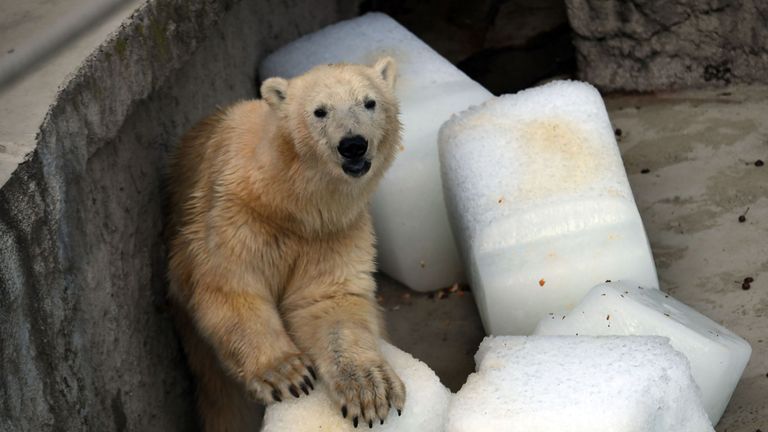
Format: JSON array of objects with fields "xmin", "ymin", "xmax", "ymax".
[
  {"xmin": 0, "ymin": 1, "xmax": 348, "ymax": 430},
  {"xmin": 566, "ymin": 0, "xmax": 768, "ymax": 91}
]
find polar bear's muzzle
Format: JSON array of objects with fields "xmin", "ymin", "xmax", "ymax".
[
  {"xmin": 339, "ymin": 135, "xmax": 371, "ymax": 177},
  {"xmin": 341, "ymin": 158, "xmax": 371, "ymax": 178}
]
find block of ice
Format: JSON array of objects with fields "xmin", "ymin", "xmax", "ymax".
[
  {"xmin": 260, "ymin": 13, "xmax": 493, "ymax": 292},
  {"xmin": 438, "ymin": 80, "xmax": 659, "ymax": 334},
  {"xmin": 448, "ymin": 336, "xmax": 714, "ymax": 432},
  {"xmin": 261, "ymin": 341, "xmax": 451, "ymax": 432},
  {"xmin": 533, "ymin": 281, "xmax": 752, "ymax": 424}
]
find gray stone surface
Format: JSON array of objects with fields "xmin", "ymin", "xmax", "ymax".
[
  {"xmin": 0, "ymin": 0, "xmax": 348, "ymax": 430},
  {"xmin": 485, "ymin": 0, "xmax": 567, "ymax": 49},
  {"xmin": 566, "ymin": 0, "xmax": 768, "ymax": 91}
]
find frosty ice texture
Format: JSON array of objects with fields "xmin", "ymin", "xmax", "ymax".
[
  {"xmin": 447, "ymin": 336, "xmax": 713, "ymax": 432},
  {"xmin": 533, "ymin": 281, "xmax": 752, "ymax": 424},
  {"xmin": 439, "ymin": 80, "xmax": 658, "ymax": 334}
]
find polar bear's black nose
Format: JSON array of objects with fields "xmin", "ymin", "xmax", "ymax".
[{"xmin": 338, "ymin": 135, "xmax": 368, "ymax": 159}]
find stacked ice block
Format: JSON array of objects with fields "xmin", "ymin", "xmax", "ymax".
[
  {"xmin": 438, "ymin": 80, "xmax": 659, "ymax": 334},
  {"xmin": 533, "ymin": 281, "xmax": 752, "ymax": 424},
  {"xmin": 447, "ymin": 336, "xmax": 714, "ymax": 432},
  {"xmin": 260, "ymin": 13, "xmax": 493, "ymax": 292},
  {"xmin": 260, "ymin": 341, "xmax": 451, "ymax": 432}
]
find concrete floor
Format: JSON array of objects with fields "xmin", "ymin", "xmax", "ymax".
[{"xmin": 381, "ymin": 85, "xmax": 768, "ymax": 432}]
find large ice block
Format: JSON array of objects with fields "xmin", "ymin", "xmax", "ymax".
[
  {"xmin": 261, "ymin": 341, "xmax": 451, "ymax": 432},
  {"xmin": 447, "ymin": 336, "xmax": 713, "ymax": 432},
  {"xmin": 438, "ymin": 80, "xmax": 658, "ymax": 334},
  {"xmin": 260, "ymin": 13, "xmax": 493, "ymax": 292},
  {"xmin": 533, "ymin": 281, "xmax": 752, "ymax": 425}
]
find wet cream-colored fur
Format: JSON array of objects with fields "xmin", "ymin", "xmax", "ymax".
[{"xmin": 167, "ymin": 58, "xmax": 404, "ymax": 431}]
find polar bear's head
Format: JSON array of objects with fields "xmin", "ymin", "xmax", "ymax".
[{"xmin": 260, "ymin": 57, "xmax": 400, "ymax": 182}]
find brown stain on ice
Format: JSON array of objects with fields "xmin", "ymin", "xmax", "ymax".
[{"xmin": 517, "ymin": 118, "xmax": 606, "ymax": 199}]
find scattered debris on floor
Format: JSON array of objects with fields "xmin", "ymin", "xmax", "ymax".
[
  {"xmin": 739, "ymin": 207, "xmax": 750, "ymax": 223},
  {"xmin": 742, "ymin": 277, "xmax": 754, "ymax": 291}
]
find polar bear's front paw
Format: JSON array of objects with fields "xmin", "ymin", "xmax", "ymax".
[
  {"xmin": 326, "ymin": 358, "xmax": 406, "ymax": 428},
  {"xmin": 246, "ymin": 352, "xmax": 317, "ymax": 404}
]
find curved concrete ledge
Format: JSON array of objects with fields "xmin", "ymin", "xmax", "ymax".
[{"xmin": 0, "ymin": 0, "xmax": 348, "ymax": 430}]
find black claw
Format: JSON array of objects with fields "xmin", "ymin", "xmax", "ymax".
[
  {"xmin": 341, "ymin": 406, "xmax": 348, "ymax": 418},
  {"xmin": 271, "ymin": 389, "xmax": 282, "ymax": 402},
  {"xmin": 369, "ymin": 420, "xmax": 373, "ymax": 428},
  {"xmin": 353, "ymin": 416, "xmax": 359, "ymax": 428},
  {"xmin": 380, "ymin": 419, "xmax": 384, "ymax": 425},
  {"xmin": 397, "ymin": 409, "xmax": 402, "ymax": 416},
  {"xmin": 303, "ymin": 375, "xmax": 314, "ymax": 390},
  {"xmin": 308, "ymin": 366, "xmax": 318, "ymax": 380},
  {"xmin": 289, "ymin": 385, "xmax": 300, "ymax": 398},
  {"xmin": 300, "ymin": 383, "xmax": 309, "ymax": 395}
]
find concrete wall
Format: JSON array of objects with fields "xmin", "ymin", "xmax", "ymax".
[
  {"xmin": 0, "ymin": 0, "xmax": 349, "ymax": 430},
  {"xmin": 566, "ymin": 0, "xmax": 768, "ymax": 91}
]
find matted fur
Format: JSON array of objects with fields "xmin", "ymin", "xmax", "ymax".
[{"xmin": 167, "ymin": 58, "xmax": 405, "ymax": 431}]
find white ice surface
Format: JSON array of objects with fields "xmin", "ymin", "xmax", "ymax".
[
  {"xmin": 260, "ymin": 13, "xmax": 493, "ymax": 292},
  {"xmin": 533, "ymin": 281, "xmax": 752, "ymax": 424},
  {"xmin": 261, "ymin": 341, "xmax": 451, "ymax": 432},
  {"xmin": 438, "ymin": 80, "xmax": 659, "ymax": 334},
  {"xmin": 448, "ymin": 335, "xmax": 713, "ymax": 432}
]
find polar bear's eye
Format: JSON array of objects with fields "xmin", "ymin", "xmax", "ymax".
[
  {"xmin": 364, "ymin": 100, "xmax": 376, "ymax": 110},
  {"xmin": 313, "ymin": 108, "xmax": 327, "ymax": 118}
]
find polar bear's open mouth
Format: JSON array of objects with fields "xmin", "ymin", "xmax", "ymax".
[{"xmin": 342, "ymin": 158, "xmax": 372, "ymax": 177}]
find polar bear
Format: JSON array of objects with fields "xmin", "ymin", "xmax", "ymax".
[{"xmin": 167, "ymin": 57, "xmax": 405, "ymax": 431}]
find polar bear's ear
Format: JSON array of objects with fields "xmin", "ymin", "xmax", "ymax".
[
  {"xmin": 373, "ymin": 57, "xmax": 397, "ymax": 90},
  {"xmin": 261, "ymin": 77, "xmax": 288, "ymax": 109}
]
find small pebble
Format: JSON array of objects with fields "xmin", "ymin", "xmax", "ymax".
[
  {"xmin": 641, "ymin": 168, "xmax": 650, "ymax": 174},
  {"xmin": 738, "ymin": 207, "xmax": 750, "ymax": 223},
  {"xmin": 755, "ymin": 159, "xmax": 764, "ymax": 167},
  {"xmin": 614, "ymin": 128, "xmax": 623, "ymax": 137}
]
